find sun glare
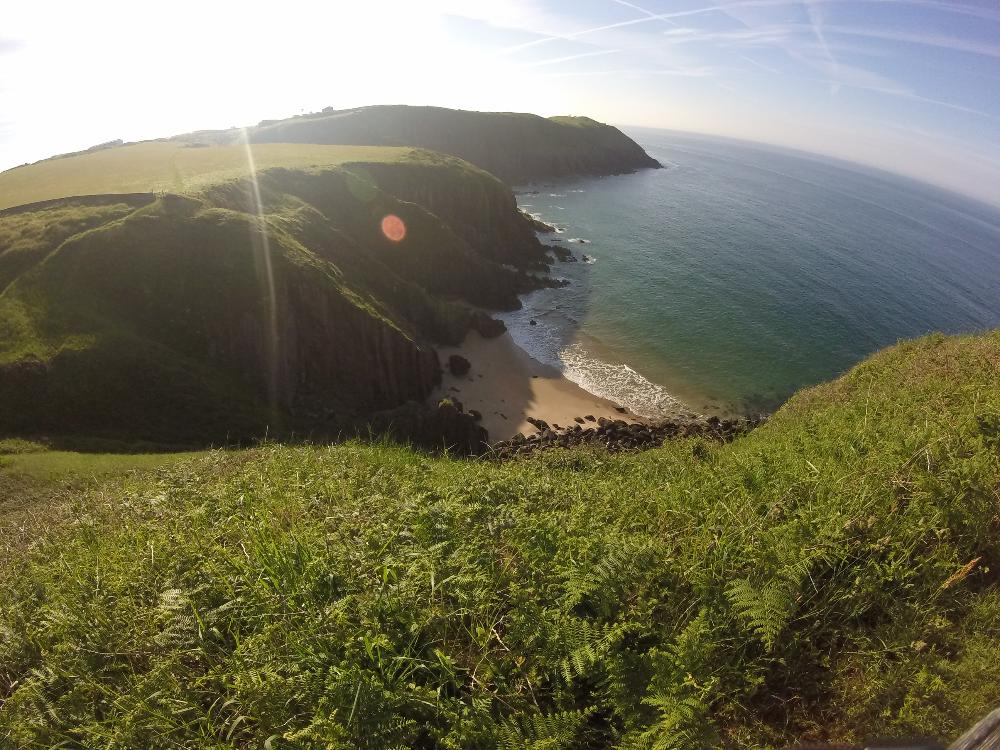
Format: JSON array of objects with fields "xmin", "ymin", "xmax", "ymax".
[{"xmin": 381, "ymin": 214, "xmax": 407, "ymax": 242}]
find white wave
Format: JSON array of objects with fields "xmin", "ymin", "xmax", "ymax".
[
  {"xmin": 566, "ymin": 237, "xmax": 591, "ymax": 244},
  {"xmin": 560, "ymin": 344, "xmax": 694, "ymax": 419},
  {"xmin": 500, "ymin": 305, "xmax": 694, "ymax": 419},
  {"xmin": 549, "ymin": 193, "xmax": 567, "ymax": 197}
]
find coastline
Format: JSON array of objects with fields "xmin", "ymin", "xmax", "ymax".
[{"xmin": 430, "ymin": 331, "xmax": 650, "ymax": 443}]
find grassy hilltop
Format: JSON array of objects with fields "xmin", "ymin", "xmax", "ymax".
[
  {"xmin": 1, "ymin": 329, "xmax": 998, "ymax": 748},
  {"xmin": 179, "ymin": 105, "xmax": 663, "ymax": 185},
  {"xmin": 0, "ymin": 142, "xmax": 422, "ymax": 212}
]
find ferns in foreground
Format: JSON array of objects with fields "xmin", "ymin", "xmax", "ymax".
[{"xmin": 2, "ymin": 331, "xmax": 999, "ymax": 748}]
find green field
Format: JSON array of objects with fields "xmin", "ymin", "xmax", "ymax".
[
  {"xmin": 1, "ymin": 330, "xmax": 997, "ymax": 748},
  {"xmin": 0, "ymin": 141, "xmax": 425, "ymax": 211}
]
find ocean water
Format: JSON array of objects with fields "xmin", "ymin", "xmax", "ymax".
[{"xmin": 504, "ymin": 129, "xmax": 1000, "ymax": 417}]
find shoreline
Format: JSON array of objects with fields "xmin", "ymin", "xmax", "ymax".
[{"xmin": 430, "ymin": 331, "xmax": 654, "ymax": 443}]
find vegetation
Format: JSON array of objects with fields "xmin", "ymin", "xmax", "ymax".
[
  {"xmin": 0, "ymin": 142, "xmax": 426, "ymax": 211},
  {"xmin": 1, "ymin": 329, "xmax": 997, "ymax": 748},
  {"xmin": 0, "ymin": 158, "xmax": 543, "ymax": 445},
  {"xmin": 200, "ymin": 105, "xmax": 662, "ymax": 184}
]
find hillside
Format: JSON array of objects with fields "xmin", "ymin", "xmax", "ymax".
[
  {"xmin": 0, "ymin": 144, "xmax": 551, "ymax": 446},
  {"xmin": 1, "ymin": 329, "xmax": 997, "ymax": 747},
  {"xmin": 176, "ymin": 105, "xmax": 663, "ymax": 184}
]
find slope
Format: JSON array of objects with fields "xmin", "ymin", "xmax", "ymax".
[{"xmin": 1, "ymin": 329, "xmax": 997, "ymax": 747}]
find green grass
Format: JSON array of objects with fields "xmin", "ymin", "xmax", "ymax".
[
  {"xmin": 1, "ymin": 329, "xmax": 997, "ymax": 748},
  {"xmin": 0, "ymin": 443, "xmax": 204, "ymax": 575},
  {"xmin": 0, "ymin": 142, "xmax": 429, "ymax": 211},
  {"xmin": 0, "ymin": 448, "xmax": 201, "ymax": 481}
]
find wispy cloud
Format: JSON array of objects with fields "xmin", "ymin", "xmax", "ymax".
[
  {"xmin": 658, "ymin": 21, "xmax": 1000, "ymax": 63},
  {"xmin": 803, "ymin": 0, "xmax": 839, "ymax": 93},
  {"xmin": 489, "ymin": 0, "xmax": 1000, "ymax": 56},
  {"xmin": 536, "ymin": 65, "xmax": 719, "ymax": 79},
  {"xmin": 822, "ymin": 24, "xmax": 1000, "ymax": 59},
  {"xmin": 854, "ymin": 83, "xmax": 1000, "ymax": 122},
  {"xmin": 608, "ymin": 0, "xmax": 677, "ymax": 25},
  {"xmin": 738, "ymin": 53, "xmax": 781, "ymax": 75},
  {"xmin": 519, "ymin": 48, "xmax": 621, "ymax": 68}
]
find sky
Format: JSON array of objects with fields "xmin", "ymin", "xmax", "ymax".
[{"xmin": 1, "ymin": 0, "xmax": 999, "ymax": 206}]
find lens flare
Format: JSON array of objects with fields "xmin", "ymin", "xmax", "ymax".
[
  {"xmin": 241, "ymin": 128, "xmax": 280, "ymax": 419},
  {"xmin": 381, "ymin": 214, "xmax": 406, "ymax": 242}
]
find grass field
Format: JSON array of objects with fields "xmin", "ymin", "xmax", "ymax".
[
  {"xmin": 1, "ymin": 329, "xmax": 997, "ymax": 748},
  {"xmin": 0, "ymin": 440, "xmax": 203, "ymax": 573},
  {"xmin": 0, "ymin": 440, "xmax": 202, "ymax": 480},
  {"xmin": 0, "ymin": 141, "xmax": 425, "ymax": 211}
]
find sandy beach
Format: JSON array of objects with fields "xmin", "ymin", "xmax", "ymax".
[{"xmin": 429, "ymin": 331, "xmax": 645, "ymax": 443}]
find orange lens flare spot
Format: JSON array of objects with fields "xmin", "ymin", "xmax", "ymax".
[{"xmin": 381, "ymin": 214, "xmax": 406, "ymax": 242}]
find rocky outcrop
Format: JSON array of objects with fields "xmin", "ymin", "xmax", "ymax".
[
  {"xmin": 351, "ymin": 161, "xmax": 549, "ymax": 270},
  {"xmin": 366, "ymin": 399, "xmax": 488, "ymax": 455},
  {"xmin": 490, "ymin": 415, "xmax": 764, "ymax": 459},
  {"xmin": 470, "ymin": 313, "xmax": 506, "ymax": 339}
]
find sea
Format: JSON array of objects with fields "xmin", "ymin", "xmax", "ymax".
[{"xmin": 503, "ymin": 128, "xmax": 1000, "ymax": 418}]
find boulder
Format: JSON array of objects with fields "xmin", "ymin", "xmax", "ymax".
[
  {"xmin": 526, "ymin": 416, "xmax": 549, "ymax": 431},
  {"xmin": 471, "ymin": 313, "xmax": 507, "ymax": 339},
  {"xmin": 448, "ymin": 354, "xmax": 471, "ymax": 376}
]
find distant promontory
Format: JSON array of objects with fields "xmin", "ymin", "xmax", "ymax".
[{"xmin": 177, "ymin": 105, "xmax": 662, "ymax": 185}]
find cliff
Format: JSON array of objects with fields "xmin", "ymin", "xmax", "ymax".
[
  {"xmin": 0, "ymin": 150, "xmax": 554, "ymax": 446},
  {"xmin": 0, "ymin": 192, "xmax": 443, "ymax": 443},
  {"xmin": 182, "ymin": 105, "xmax": 662, "ymax": 185},
  {"xmin": 351, "ymin": 158, "xmax": 549, "ymax": 269}
]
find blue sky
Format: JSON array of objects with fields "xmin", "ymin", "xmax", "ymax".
[{"xmin": 1, "ymin": 0, "xmax": 998, "ymax": 205}]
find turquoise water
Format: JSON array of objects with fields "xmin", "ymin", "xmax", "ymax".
[{"xmin": 504, "ymin": 129, "xmax": 1000, "ymax": 417}]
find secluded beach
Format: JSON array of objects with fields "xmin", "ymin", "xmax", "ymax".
[{"xmin": 430, "ymin": 331, "xmax": 645, "ymax": 442}]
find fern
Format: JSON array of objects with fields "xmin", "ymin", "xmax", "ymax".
[
  {"xmin": 620, "ymin": 694, "xmax": 713, "ymax": 750},
  {"xmin": 153, "ymin": 587, "xmax": 197, "ymax": 650},
  {"xmin": 726, "ymin": 578, "xmax": 795, "ymax": 652},
  {"xmin": 497, "ymin": 708, "xmax": 595, "ymax": 750}
]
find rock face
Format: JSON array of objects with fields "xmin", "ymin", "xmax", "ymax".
[
  {"xmin": 353, "ymin": 161, "xmax": 549, "ymax": 270},
  {"xmin": 240, "ymin": 105, "xmax": 662, "ymax": 185}
]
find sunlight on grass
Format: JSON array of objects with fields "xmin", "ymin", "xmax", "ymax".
[{"xmin": 0, "ymin": 142, "xmax": 423, "ymax": 210}]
